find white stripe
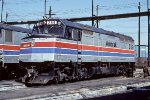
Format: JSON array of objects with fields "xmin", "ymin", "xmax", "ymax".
[
  {"xmin": 4, "ymin": 55, "xmax": 19, "ymax": 56},
  {"xmin": 0, "ymin": 44, "xmax": 19, "ymax": 46},
  {"xmin": 19, "ymin": 53, "xmax": 134, "ymax": 58},
  {"xmin": 20, "ymin": 47, "xmax": 57, "ymax": 49},
  {"xmin": 21, "ymin": 41, "xmax": 134, "ymax": 51},
  {"xmin": 4, "ymin": 50, "xmax": 20, "ymax": 51}
]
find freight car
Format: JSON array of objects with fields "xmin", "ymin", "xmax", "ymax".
[
  {"xmin": 19, "ymin": 18, "xmax": 135, "ymax": 85},
  {"xmin": 0, "ymin": 23, "xmax": 32, "ymax": 80}
]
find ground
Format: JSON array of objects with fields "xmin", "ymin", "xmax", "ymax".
[{"xmin": 0, "ymin": 68, "xmax": 149, "ymax": 100}]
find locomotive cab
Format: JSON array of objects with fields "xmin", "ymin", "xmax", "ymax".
[
  {"xmin": 20, "ymin": 19, "xmax": 74, "ymax": 60},
  {"xmin": 20, "ymin": 19, "xmax": 83, "ymax": 84},
  {"xmin": 33, "ymin": 19, "xmax": 65, "ymax": 37},
  {"xmin": 20, "ymin": 19, "xmax": 82, "ymax": 64},
  {"xmin": 31, "ymin": 19, "xmax": 82, "ymax": 41}
]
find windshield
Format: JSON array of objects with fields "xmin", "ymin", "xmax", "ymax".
[{"xmin": 33, "ymin": 25, "xmax": 64, "ymax": 37}]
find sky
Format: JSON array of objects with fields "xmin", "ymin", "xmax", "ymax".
[{"xmin": 0, "ymin": 0, "xmax": 149, "ymax": 45}]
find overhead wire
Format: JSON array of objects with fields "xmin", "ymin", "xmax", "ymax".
[{"xmin": 0, "ymin": 0, "xmax": 148, "ymax": 23}]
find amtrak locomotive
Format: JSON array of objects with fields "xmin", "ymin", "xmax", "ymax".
[
  {"xmin": 0, "ymin": 24, "xmax": 32, "ymax": 80},
  {"xmin": 19, "ymin": 18, "xmax": 135, "ymax": 85}
]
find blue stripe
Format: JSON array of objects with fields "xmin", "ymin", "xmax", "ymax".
[
  {"xmin": 21, "ymin": 48, "xmax": 78, "ymax": 55},
  {"xmin": 21, "ymin": 48, "xmax": 54, "ymax": 54},
  {"xmin": 82, "ymin": 51, "xmax": 134, "ymax": 57},
  {"xmin": 82, "ymin": 51, "xmax": 98, "ymax": 56},
  {"xmin": 55, "ymin": 48, "xmax": 77, "ymax": 54},
  {"xmin": 20, "ymin": 48, "xmax": 134, "ymax": 57},
  {"xmin": 3, "ymin": 50, "xmax": 20, "ymax": 55}
]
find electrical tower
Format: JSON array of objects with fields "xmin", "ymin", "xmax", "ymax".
[
  {"xmin": 1, "ymin": 0, "xmax": 4, "ymax": 22},
  {"xmin": 148, "ymin": 11, "xmax": 150, "ymax": 66}
]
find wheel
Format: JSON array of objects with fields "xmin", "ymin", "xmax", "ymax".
[
  {"xmin": 0, "ymin": 69, "xmax": 3, "ymax": 80},
  {"xmin": 54, "ymin": 77, "xmax": 59, "ymax": 84},
  {"xmin": 0, "ymin": 68, "xmax": 7, "ymax": 80},
  {"xmin": 83, "ymin": 68, "xmax": 88, "ymax": 79},
  {"xmin": 25, "ymin": 83, "xmax": 32, "ymax": 87}
]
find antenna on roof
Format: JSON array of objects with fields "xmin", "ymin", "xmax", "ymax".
[
  {"xmin": 6, "ymin": 12, "xmax": 8, "ymax": 22},
  {"xmin": 45, "ymin": 6, "xmax": 56, "ymax": 18}
]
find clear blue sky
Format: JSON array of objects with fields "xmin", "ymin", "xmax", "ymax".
[{"xmin": 0, "ymin": 0, "xmax": 149, "ymax": 45}]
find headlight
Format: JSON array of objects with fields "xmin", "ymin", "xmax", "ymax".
[{"xmin": 31, "ymin": 41, "xmax": 35, "ymax": 47}]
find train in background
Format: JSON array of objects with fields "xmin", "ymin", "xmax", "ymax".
[
  {"xmin": 0, "ymin": 23, "xmax": 32, "ymax": 80},
  {"xmin": 19, "ymin": 18, "xmax": 135, "ymax": 86}
]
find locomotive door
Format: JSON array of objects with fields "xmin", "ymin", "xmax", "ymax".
[
  {"xmin": 77, "ymin": 31, "xmax": 82, "ymax": 66},
  {"xmin": 94, "ymin": 33, "xmax": 102, "ymax": 62},
  {"xmin": 98, "ymin": 34, "xmax": 102, "ymax": 62}
]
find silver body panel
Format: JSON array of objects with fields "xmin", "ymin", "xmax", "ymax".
[
  {"xmin": 0, "ymin": 29, "xmax": 27, "ymax": 64},
  {"xmin": 20, "ymin": 32, "xmax": 134, "ymax": 63}
]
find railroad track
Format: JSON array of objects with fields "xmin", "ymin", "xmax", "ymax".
[
  {"xmin": 0, "ymin": 76, "xmax": 150, "ymax": 100},
  {"xmin": 0, "ymin": 81, "xmax": 26, "ymax": 92},
  {"xmin": 11, "ymin": 82, "xmax": 150, "ymax": 100}
]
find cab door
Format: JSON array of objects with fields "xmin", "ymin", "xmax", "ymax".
[
  {"xmin": 72, "ymin": 29, "xmax": 82, "ymax": 64},
  {"xmin": 77, "ymin": 30, "xmax": 82, "ymax": 66}
]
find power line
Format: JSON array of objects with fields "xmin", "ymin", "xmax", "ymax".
[{"xmin": 2, "ymin": 0, "xmax": 149, "ymax": 22}]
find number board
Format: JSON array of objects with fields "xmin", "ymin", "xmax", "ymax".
[{"xmin": 36, "ymin": 20, "xmax": 61, "ymax": 26}]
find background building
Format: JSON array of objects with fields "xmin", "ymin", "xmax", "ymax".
[{"xmin": 134, "ymin": 45, "xmax": 148, "ymax": 66}]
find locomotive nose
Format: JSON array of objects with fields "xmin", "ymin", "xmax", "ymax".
[
  {"xmin": 20, "ymin": 40, "xmax": 35, "ymax": 62},
  {"xmin": 20, "ymin": 37, "xmax": 56, "ymax": 63}
]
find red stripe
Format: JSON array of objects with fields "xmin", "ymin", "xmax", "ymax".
[
  {"xmin": 102, "ymin": 47, "xmax": 134, "ymax": 54},
  {"xmin": 22, "ymin": 42, "xmax": 134, "ymax": 54},
  {"xmin": 55, "ymin": 42, "xmax": 77, "ymax": 49},
  {"xmin": 0, "ymin": 45, "xmax": 20, "ymax": 50},
  {"xmin": 34, "ymin": 42, "xmax": 55, "ymax": 47}
]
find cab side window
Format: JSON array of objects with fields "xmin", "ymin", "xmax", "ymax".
[
  {"xmin": 65, "ymin": 27, "xmax": 82, "ymax": 41},
  {"xmin": 68, "ymin": 28, "xmax": 72, "ymax": 39},
  {"xmin": 129, "ymin": 44, "xmax": 133, "ymax": 50},
  {"xmin": 72, "ymin": 29, "xmax": 78, "ymax": 40},
  {"xmin": 0, "ymin": 29, "xmax": 2, "ymax": 38},
  {"xmin": 65, "ymin": 27, "xmax": 72, "ymax": 40},
  {"xmin": 78, "ymin": 30, "xmax": 82, "ymax": 41},
  {"xmin": 5, "ymin": 30, "xmax": 12, "ymax": 42}
]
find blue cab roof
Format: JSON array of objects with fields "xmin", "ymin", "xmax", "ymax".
[{"xmin": 60, "ymin": 19, "xmax": 134, "ymax": 41}]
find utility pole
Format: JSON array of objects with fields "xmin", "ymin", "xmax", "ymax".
[
  {"xmin": 92, "ymin": 0, "xmax": 94, "ymax": 26},
  {"xmin": 96, "ymin": 5, "xmax": 99, "ymax": 28},
  {"xmin": 147, "ymin": 0, "xmax": 150, "ymax": 66},
  {"xmin": 1, "ymin": 0, "xmax": 4, "ymax": 22},
  {"xmin": 49, "ymin": 6, "xmax": 52, "ymax": 18},
  {"xmin": 5, "ymin": 12, "xmax": 8, "ymax": 22},
  {"xmin": 138, "ymin": 2, "xmax": 141, "ymax": 66},
  {"xmin": 44, "ymin": 0, "xmax": 46, "ymax": 16}
]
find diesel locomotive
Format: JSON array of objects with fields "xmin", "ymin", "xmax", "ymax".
[
  {"xmin": 0, "ymin": 23, "xmax": 32, "ymax": 80},
  {"xmin": 19, "ymin": 18, "xmax": 135, "ymax": 85}
]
